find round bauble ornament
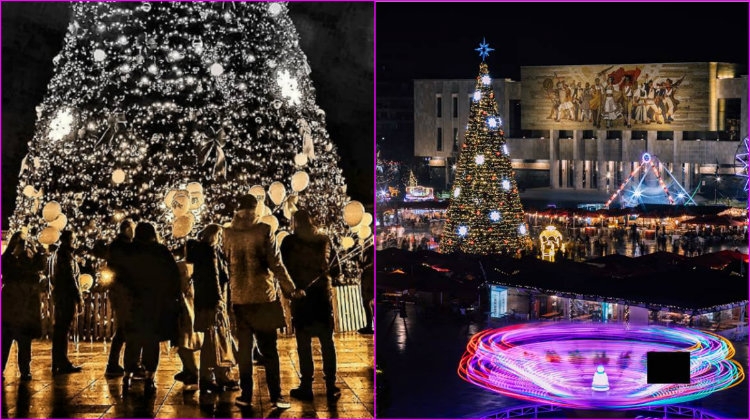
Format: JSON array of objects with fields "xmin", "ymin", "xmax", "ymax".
[
  {"xmin": 172, "ymin": 214, "xmax": 195, "ymax": 238},
  {"xmin": 42, "ymin": 201, "xmax": 62, "ymax": 222},
  {"xmin": 249, "ymin": 185, "xmax": 265, "ymax": 201},
  {"xmin": 294, "ymin": 153, "xmax": 308, "ymax": 167},
  {"xmin": 260, "ymin": 215, "xmax": 279, "ymax": 235},
  {"xmin": 357, "ymin": 226, "xmax": 372, "ymax": 240},
  {"xmin": 360, "ymin": 212, "xmax": 373, "ymax": 227},
  {"xmin": 343, "ymin": 201, "xmax": 365, "ymax": 227},
  {"xmin": 48, "ymin": 214, "xmax": 68, "ymax": 231},
  {"xmin": 291, "ymin": 171, "xmax": 309, "ymax": 192},
  {"xmin": 38, "ymin": 226, "xmax": 61, "ymax": 245},
  {"xmin": 341, "ymin": 236, "xmax": 355, "ymax": 250},
  {"xmin": 268, "ymin": 182, "xmax": 286, "ymax": 206},
  {"xmin": 171, "ymin": 191, "xmax": 190, "ymax": 217},
  {"xmin": 112, "ymin": 169, "xmax": 126, "ymax": 184},
  {"xmin": 93, "ymin": 49, "xmax": 106, "ymax": 62}
]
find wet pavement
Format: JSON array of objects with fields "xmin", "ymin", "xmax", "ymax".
[
  {"xmin": 1, "ymin": 333, "xmax": 373, "ymax": 419},
  {"xmin": 376, "ymin": 302, "xmax": 748, "ymax": 419}
]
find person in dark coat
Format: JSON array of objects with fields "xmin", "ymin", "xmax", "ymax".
[
  {"xmin": 2, "ymin": 232, "xmax": 46, "ymax": 381},
  {"xmin": 223, "ymin": 195, "xmax": 302, "ymax": 410},
  {"xmin": 119, "ymin": 222, "xmax": 181, "ymax": 395},
  {"xmin": 280, "ymin": 210, "xmax": 341, "ymax": 402},
  {"xmin": 49, "ymin": 230, "xmax": 84, "ymax": 375},
  {"xmin": 185, "ymin": 223, "xmax": 237, "ymax": 393},
  {"xmin": 104, "ymin": 219, "xmax": 135, "ymax": 377}
]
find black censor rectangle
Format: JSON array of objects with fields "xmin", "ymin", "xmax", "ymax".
[{"xmin": 646, "ymin": 351, "xmax": 691, "ymax": 384}]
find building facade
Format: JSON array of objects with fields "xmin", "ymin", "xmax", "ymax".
[{"xmin": 414, "ymin": 62, "xmax": 747, "ymax": 195}]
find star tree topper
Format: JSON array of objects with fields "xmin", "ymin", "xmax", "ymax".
[{"xmin": 475, "ymin": 38, "xmax": 494, "ymax": 61}]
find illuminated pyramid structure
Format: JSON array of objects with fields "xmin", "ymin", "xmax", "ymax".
[{"xmin": 605, "ymin": 152, "xmax": 696, "ymax": 208}]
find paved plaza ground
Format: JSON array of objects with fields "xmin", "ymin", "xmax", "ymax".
[{"xmin": 1, "ymin": 333, "xmax": 373, "ymax": 419}]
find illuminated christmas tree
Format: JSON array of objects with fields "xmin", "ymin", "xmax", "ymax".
[
  {"xmin": 10, "ymin": 2, "xmax": 371, "ymax": 269},
  {"xmin": 441, "ymin": 40, "xmax": 527, "ymax": 255}
]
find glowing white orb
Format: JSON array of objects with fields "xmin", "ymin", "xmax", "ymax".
[
  {"xmin": 210, "ymin": 63, "xmax": 225, "ymax": 76},
  {"xmin": 488, "ymin": 117, "xmax": 498, "ymax": 128},
  {"xmin": 519, "ymin": 224, "xmax": 528, "ymax": 235},
  {"xmin": 268, "ymin": 3, "xmax": 282, "ymax": 16},
  {"xmin": 453, "ymin": 187, "xmax": 461, "ymax": 198},
  {"xmin": 502, "ymin": 179, "xmax": 511, "ymax": 191},
  {"xmin": 482, "ymin": 75, "xmax": 491, "ymax": 85},
  {"xmin": 473, "ymin": 91, "xmax": 481, "ymax": 101},
  {"xmin": 458, "ymin": 225, "xmax": 469, "ymax": 237},
  {"xmin": 475, "ymin": 154, "xmax": 485, "ymax": 165},
  {"xmin": 93, "ymin": 49, "xmax": 106, "ymax": 62},
  {"xmin": 489, "ymin": 211, "xmax": 501, "ymax": 222}
]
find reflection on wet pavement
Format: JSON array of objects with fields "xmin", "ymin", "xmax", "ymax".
[{"xmin": 2, "ymin": 333, "xmax": 373, "ymax": 419}]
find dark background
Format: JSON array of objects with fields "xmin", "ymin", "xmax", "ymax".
[
  {"xmin": 1, "ymin": 2, "xmax": 374, "ymax": 230},
  {"xmin": 377, "ymin": 2, "xmax": 749, "ymax": 162}
]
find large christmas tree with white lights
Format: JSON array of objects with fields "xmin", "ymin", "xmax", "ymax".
[
  {"xmin": 441, "ymin": 41, "xmax": 527, "ymax": 255},
  {"xmin": 10, "ymin": 2, "xmax": 371, "ymax": 270}
]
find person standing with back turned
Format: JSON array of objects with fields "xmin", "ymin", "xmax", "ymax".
[
  {"xmin": 280, "ymin": 210, "xmax": 342, "ymax": 402},
  {"xmin": 223, "ymin": 195, "xmax": 304, "ymax": 410}
]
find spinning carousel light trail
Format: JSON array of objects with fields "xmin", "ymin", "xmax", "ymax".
[{"xmin": 458, "ymin": 323, "xmax": 743, "ymax": 409}]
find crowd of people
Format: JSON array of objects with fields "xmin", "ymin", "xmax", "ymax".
[{"xmin": 2, "ymin": 195, "xmax": 374, "ymax": 411}]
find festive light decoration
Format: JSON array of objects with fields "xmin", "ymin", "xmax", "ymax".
[
  {"xmin": 458, "ymin": 323, "xmax": 744, "ymax": 409},
  {"xmin": 10, "ymin": 2, "xmax": 360, "ymax": 280},
  {"xmin": 736, "ymin": 137, "xmax": 749, "ymax": 192},
  {"xmin": 474, "ymin": 37, "xmax": 494, "ymax": 61},
  {"xmin": 441, "ymin": 43, "xmax": 525, "ymax": 255},
  {"xmin": 606, "ymin": 152, "xmax": 695, "ymax": 207},
  {"xmin": 539, "ymin": 225, "xmax": 563, "ymax": 261}
]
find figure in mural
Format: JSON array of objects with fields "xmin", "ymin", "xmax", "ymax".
[
  {"xmin": 621, "ymin": 76, "xmax": 634, "ymax": 128},
  {"xmin": 556, "ymin": 81, "xmax": 576, "ymax": 121},
  {"xmin": 572, "ymin": 82, "xmax": 584, "ymax": 121},
  {"xmin": 601, "ymin": 77, "xmax": 623, "ymax": 128},
  {"xmin": 543, "ymin": 78, "xmax": 561, "ymax": 120},
  {"xmin": 661, "ymin": 76, "xmax": 684, "ymax": 123},
  {"xmin": 633, "ymin": 82, "xmax": 646, "ymax": 124},
  {"xmin": 580, "ymin": 82, "xmax": 593, "ymax": 122},
  {"xmin": 644, "ymin": 81, "xmax": 664, "ymax": 124},
  {"xmin": 591, "ymin": 77, "xmax": 604, "ymax": 128}
]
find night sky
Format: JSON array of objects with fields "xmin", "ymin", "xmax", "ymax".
[
  {"xmin": 1, "ymin": 2, "xmax": 374, "ymax": 229},
  {"xmin": 377, "ymin": 1, "xmax": 749, "ymax": 159}
]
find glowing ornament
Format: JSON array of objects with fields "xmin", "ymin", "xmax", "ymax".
[
  {"xmin": 117, "ymin": 35, "xmax": 128, "ymax": 46},
  {"xmin": 210, "ymin": 63, "xmax": 224, "ymax": 76},
  {"xmin": 22, "ymin": 185, "xmax": 38, "ymax": 198},
  {"xmin": 93, "ymin": 49, "xmax": 106, "ymax": 62},
  {"xmin": 453, "ymin": 187, "xmax": 461, "ymax": 198},
  {"xmin": 343, "ymin": 201, "xmax": 365, "ymax": 227},
  {"xmin": 48, "ymin": 214, "xmax": 68, "ymax": 231},
  {"xmin": 519, "ymin": 224, "xmax": 528, "ymax": 235},
  {"xmin": 172, "ymin": 214, "xmax": 195, "ymax": 238},
  {"xmin": 42, "ymin": 201, "xmax": 62, "ymax": 222},
  {"xmin": 260, "ymin": 215, "xmax": 279, "ymax": 235},
  {"xmin": 141, "ymin": 2, "xmax": 152, "ymax": 12},
  {"xmin": 38, "ymin": 226, "xmax": 60, "ymax": 245},
  {"xmin": 277, "ymin": 70, "xmax": 301, "ymax": 105},
  {"xmin": 502, "ymin": 179, "xmax": 511, "ymax": 191},
  {"xmin": 489, "ymin": 211, "xmax": 501, "ymax": 222},
  {"xmin": 475, "ymin": 154, "xmax": 485, "ymax": 165},
  {"xmin": 268, "ymin": 3, "xmax": 282, "ymax": 16},
  {"xmin": 341, "ymin": 236, "xmax": 355, "ymax": 250},
  {"xmin": 357, "ymin": 226, "xmax": 372, "ymax": 240},
  {"xmin": 473, "ymin": 91, "xmax": 481, "ymax": 101},
  {"xmin": 148, "ymin": 64, "xmax": 159, "ymax": 74},
  {"xmin": 360, "ymin": 212, "xmax": 373, "ymax": 227},
  {"xmin": 503, "ymin": 144, "xmax": 509, "ymax": 155},
  {"xmin": 294, "ymin": 153, "xmax": 308, "ymax": 167},
  {"xmin": 99, "ymin": 267, "xmax": 115, "ymax": 287},
  {"xmin": 170, "ymin": 192, "xmax": 190, "ymax": 217},
  {"xmin": 487, "ymin": 117, "xmax": 498, "ymax": 128},
  {"xmin": 48, "ymin": 108, "xmax": 75, "ymax": 142},
  {"xmin": 482, "ymin": 75, "xmax": 491, "ymax": 85},
  {"xmin": 112, "ymin": 169, "xmax": 126, "ymax": 184},
  {"xmin": 268, "ymin": 182, "xmax": 286, "ymax": 206},
  {"xmin": 291, "ymin": 171, "xmax": 309, "ymax": 192},
  {"xmin": 457, "ymin": 225, "xmax": 469, "ymax": 237},
  {"xmin": 249, "ymin": 185, "xmax": 265, "ymax": 201},
  {"xmin": 79, "ymin": 274, "xmax": 94, "ymax": 292}
]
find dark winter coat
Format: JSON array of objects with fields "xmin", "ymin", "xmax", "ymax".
[
  {"xmin": 49, "ymin": 244, "xmax": 81, "ymax": 304},
  {"xmin": 106, "ymin": 233, "xmax": 132, "ymax": 315},
  {"xmin": 2, "ymin": 247, "xmax": 46, "ymax": 337},
  {"xmin": 186, "ymin": 240, "xmax": 229, "ymax": 330},
  {"xmin": 222, "ymin": 210, "xmax": 295, "ymax": 305},
  {"xmin": 118, "ymin": 241, "xmax": 181, "ymax": 342},
  {"xmin": 280, "ymin": 232, "xmax": 338, "ymax": 328}
]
